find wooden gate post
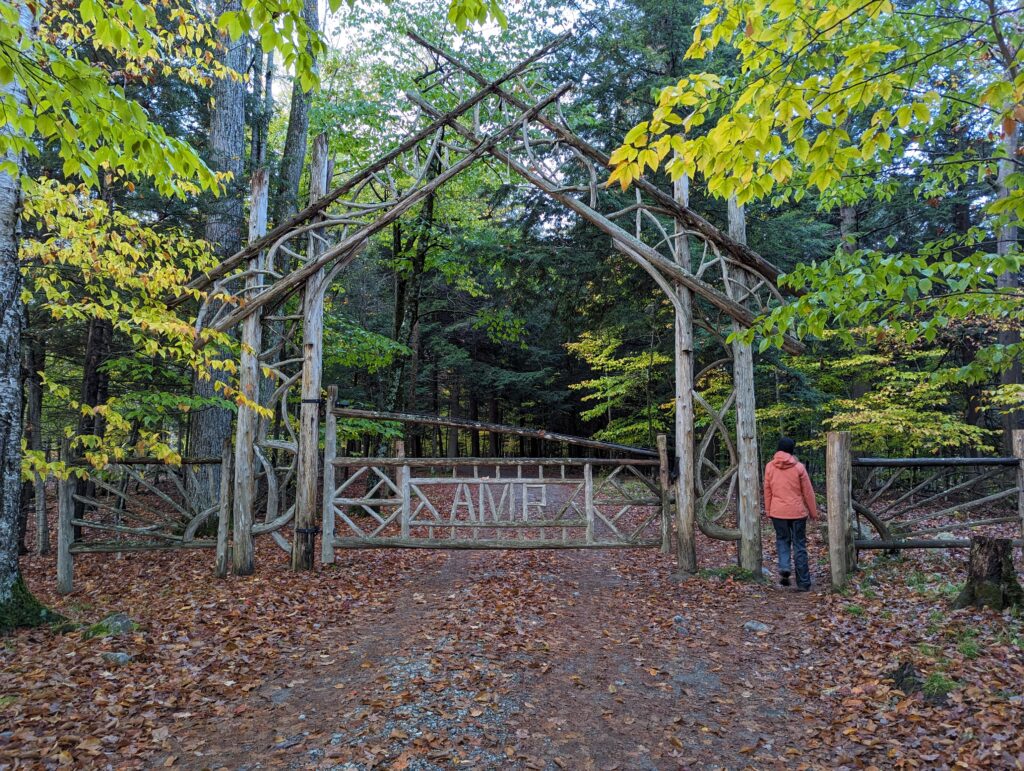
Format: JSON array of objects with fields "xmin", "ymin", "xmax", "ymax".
[
  {"xmin": 56, "ymin": 439, "xmax": 74, "ymax": 594},
  {"xmin": 215, "ymin": 438, "xmax": 233, "ymax": 578},
  {"xmin": 672, "ymin": 172, "xmax": 697, "ymax": 574},
  {"xmin": 728, "ymin": 198, "xmax": 762, "ymax": 575},
  {"xmin": 584, "ymin": 463, "xmax": 595, "ymax": 545},
  {"xmin": 321, "ymin": 386, "xmax": 338, "ymax": 565},
  {"xmin": 826, "ymin": 431, "xmax": 853, "ymax": 590},
  {"xmin": 1014, "ymin": 430, "xmax": 1024, "ymax": 546},
  {"xmin": 231, "ymin": 168, "xmax": 269, "ymax": 576},
  {"xmin": 657, "ymin": 434, "xmax": 670, "ymax": 554},
  {"xmin": 293, "ymin": 134, "xmax": 331, "ymax": 571}
]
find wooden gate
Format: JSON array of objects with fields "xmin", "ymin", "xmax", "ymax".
[{"xmin": 321, "ymin": 457, "xmax": 667, "ymax": 559}]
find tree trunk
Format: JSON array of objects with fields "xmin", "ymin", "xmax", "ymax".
[
  {"xmin": 73, "ymin": 316, "xmax": 111, "ymax": 535},
  {"xmin": 190, "ymin": 8, "xmax": 248, "ymax": 510},
  {"xmin": 22, "ymin": 331, "xmax": 45, "ymax": 554},
  {"xmin": 953, "ymin": 536, "xmax": 1023, "ymax": 610},
  {"xmin": 469, "ymin": 395, "xmax": 480, "ymax": 458},
  {"xmin": 447, "ymin": 377, "xmax": 459, "ymax": 459},
  {"xmin": 272, "ymin": 0, "xmax": 319, "ymax": 223},
  {"xmin": 996, "ymin": 125, "xmax": 1022, "ymax": 452},
  {"xmin": 488, "ymin": 398, "xmax": 500, "ymax": 457},
  {"xmin": 673, "ymin": 173, "xmax": 697, "ymax": 574},
  {"xmin": 249, "ymin": 50, "xmax": 274, "ymax": 173},
  {"xmin": 0, "ymin": 0, "xmax": 47, "ymax": 630},
  {"xmin": 728, "ymin": 197, "xmax": 762, "ymax": 575}
]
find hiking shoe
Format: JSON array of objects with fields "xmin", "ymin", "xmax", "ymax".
[
  {"xmin": 779, "ymin": 571, "xmax": 790, "ymax": 587},
  {"xmin": 796, "ymin": 585, "xmax": 811, "ymax": 592}
]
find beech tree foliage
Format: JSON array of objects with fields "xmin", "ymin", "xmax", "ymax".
[{"xmin": 612, "ymin": 0, "xmax": 1024, "ymax": 409}]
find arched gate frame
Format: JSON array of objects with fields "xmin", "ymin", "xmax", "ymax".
[{"xmin": 188, "ymin": 34, "xmax": 804, "ymax": 577}]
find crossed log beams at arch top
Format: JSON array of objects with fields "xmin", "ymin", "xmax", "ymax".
[
  {"xmin": 190, "ymin": 35, "xmax": 804, "ymax": 574},
  {"xmin": 186, "ymin": 39, "xmax": 801, "ymax": 354}
]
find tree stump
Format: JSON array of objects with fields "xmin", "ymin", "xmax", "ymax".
[{"xmin": 953, "ymin": 536, "xmax": 1023, "ymax": 611}]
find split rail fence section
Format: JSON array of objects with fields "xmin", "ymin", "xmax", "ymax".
[{"xmin": 825, "ymin": 430, "xmax": 1024, "ymax": 590}]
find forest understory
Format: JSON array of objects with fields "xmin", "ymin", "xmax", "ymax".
[{"xmin": 3, "ymin": 504, "xmax": 1022, "ymax": 770}]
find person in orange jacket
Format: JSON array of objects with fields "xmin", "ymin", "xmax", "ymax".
[{"xmin": 763, "ymin": 436, "xmax": 819, "ymax": 591}]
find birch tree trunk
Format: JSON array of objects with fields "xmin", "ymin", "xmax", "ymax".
[
  {"xmin": 190, "ymin": 7, "xmax": 247, "ymax": 509},
  {"xmin": 727, "ymin": 197, "xmax": 762, "ymax": 575},
  {"xmin": 0, "ymin": 0, "xmax": 47, "ymax": 629},
  {"xmin": 272, "ymin": 0, "xmax": 319, "ymax": 223}
]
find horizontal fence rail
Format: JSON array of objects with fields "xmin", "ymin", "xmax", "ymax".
[
  {"xmin": 827, "ymin": 431, "xmax": 1024, "ymax": 590},
  {"xmin": 853, "ymin": 457, "xmax": 1019, "ymax": 467}
]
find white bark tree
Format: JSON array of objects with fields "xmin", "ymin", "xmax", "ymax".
[{"xmin": 0, "ymin": 0, "xmax": 46, "ymax": 628}]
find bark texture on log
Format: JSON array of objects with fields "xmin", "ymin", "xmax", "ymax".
[
  {"xmin": 728, "ymin": 198, "xmax": 762, "ymax": 575},
  {"xmin": 231, "ymin": 170, "xmax": 269, "ymax": 575},
  {"xmin": 827, "ymin": 431, "xmax": 853, "ymax": 590},
  {"xmin": 672, "ymin": 172, "xmax": 697, "ymax": 574},
  {"xmin": 953, "ymin": 536, "xmax": 1023, "ymax": 610},
  {"xmin": 292, "ymin": 134, "xmax": 330, "ymax": 571}
]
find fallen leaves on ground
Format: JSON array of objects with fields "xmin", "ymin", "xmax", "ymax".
[{"xmin": 2, "ymin": 500, "xmax": 1022, "ymax": 769}]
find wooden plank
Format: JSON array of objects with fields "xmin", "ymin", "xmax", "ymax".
[
  {"xmin": 853, "ymin": 457, "xmax": 1018, "ymax": 467},
  {"xmin": 331, "ymin": 457, "xmax": 658, "ymax": 467},
  {"xmin": 321, "ymin": 385, "xmax": 338, "ymax": 565},
  {"xmin": 331, "ymin": 537, "xmax": 661, "ymax": 550},
  {"xmin": 584, "ymin": 463, "xmax": 595, "ymax": 544},
  {"xmin": 906, "ymin": 514, "xmax": 1021, "ymax": 537},
  {"xmin": 330, "ymin": 407, "xmax": 658, "ymax": 457},
  {"xmin": 293, "ymin": 134, "xmax": 331, "ymax": 571},
  {"xmin": 857, "ymin": 538, "xmax": 1024, "ymax": 550},
  {"xmin": 231, "ymin": 168, "xmax": 269, "ymax": 576},
  {"xmin": 335, "ymin": 498, "xmax": 403, "ymax": 506},
  {"xmin": 405, "ymin": 520, "xmax": 587, "ymax": 529},
  {"xmin": 72, "ymin": 541, "xmax": 217, "ymax": 553},
  {"xmin": 68, "ymin": 457, "xmax": 221, "ymax": 466},
  {"xmin": 178, "ymin": 33, "xmax": 570, "ymax": 300},
  {"xmin": 216, "ymin": 438, "xmax": 232, "ymax": 577},
  {"xmin": 826, "ymin": 431, "xmax": 853, "ymax": 590}
]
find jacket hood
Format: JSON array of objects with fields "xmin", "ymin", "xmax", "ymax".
[{"xmin": 770, "ymin": 450, "xmax": 798, "ymax": 469}]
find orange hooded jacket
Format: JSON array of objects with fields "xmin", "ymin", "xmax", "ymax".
[{"xmin": 763, "ymin": 451, "xmax": 819, "ymax": 520}]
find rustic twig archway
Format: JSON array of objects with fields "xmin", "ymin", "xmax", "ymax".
[{"xmin": 186, "ymin": 33, "xmax": 801, "ymax": 577}]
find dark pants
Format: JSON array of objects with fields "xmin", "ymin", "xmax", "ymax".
[{"xmin": 771, "ymin": 517, "xmax": 810, "ymax": 588}]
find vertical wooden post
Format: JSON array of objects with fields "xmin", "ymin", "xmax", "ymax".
[
  {"xmin": 673, "ymin": 172, "xmax": 697, "ymax": 574},
  {"xmin": 657, "ymin": 433, "xmax": 670, "ymax": 554},
  {"xmin": 34, "ymin": 470, "xmax": 48, "ymax": 555},
  {"xmin": 1014, "ymin": 430, "xmax": 1024, "ymax": 545},
  {"xmin": 728, "ymin": 197, "xmax": 762, "ymax": 575},
  {"xmin": 56, "ymin": 440, "xmax": 73, "ymax": 594},
  {"xmin": 826, "ymin": 431, "xmax": 853, "ymax": 590},
  {"xmin": 321, "ymin": 386, "xmax": 338, "ymax": 565},
  {"xmin": 584, "ymin": 463, "xmax": 595, "ymax": 545},
  {"xmin": 215, "ymin": 438, "xmax": 233, "ymax": 578},
  {"xmin": 397, "ymin": 438, "xmax": 410, "ymax": 539},
  {"xmin": 231, "ymin": 168, "xmax": 269, "ymax": 576},
  {"xmin": 293, "ymin": 134, "xmax": 331, "ymax": 571}
]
